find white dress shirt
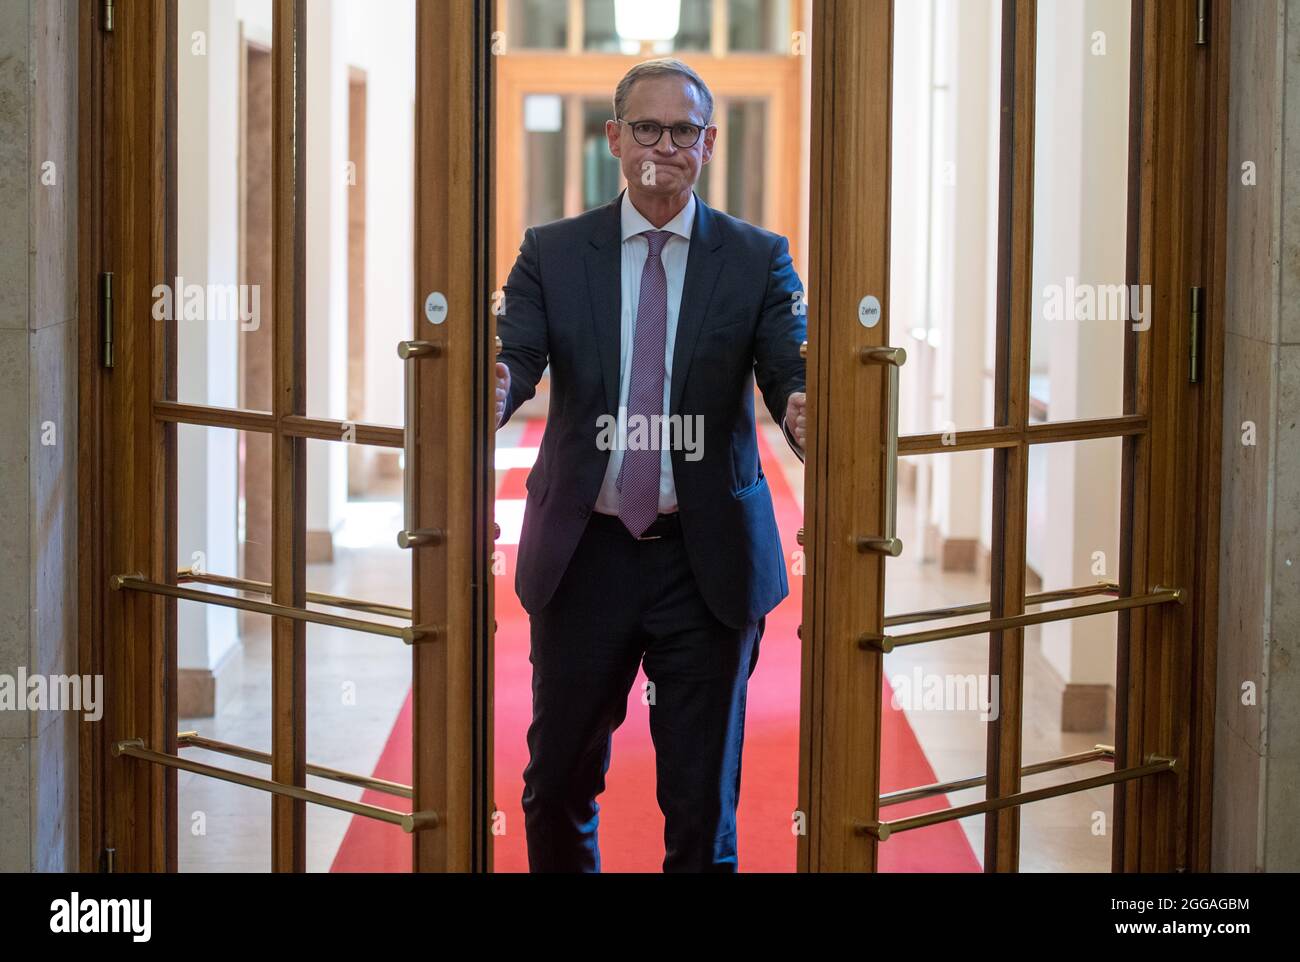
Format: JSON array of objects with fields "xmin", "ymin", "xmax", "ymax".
[{"xmin": 593, "ymin": 191, "xmax": 695, "ymax": 516}]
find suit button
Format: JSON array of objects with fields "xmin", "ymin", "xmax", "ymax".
[{"xmin": 577, "ymin": 504, "xmax": 590, "ymax": 518}]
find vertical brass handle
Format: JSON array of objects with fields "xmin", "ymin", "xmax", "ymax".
[
  {"xmin": 856, "ymin": 346, "xmax": 906, "ymax": 556},
  {"xmin": 397, "ymin": 340, "xmax": 441, "ymax": 549}
]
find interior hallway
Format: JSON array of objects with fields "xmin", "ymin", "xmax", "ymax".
[{"xmin": 175, "ymin": 402, "xmax": 1114, "ymax": 872}]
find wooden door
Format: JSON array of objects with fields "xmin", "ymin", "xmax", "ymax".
[
  {"xmin": 797, "ymin": 0, "xmax": 1227, "ymax": 872},
  {"xmin": 79, "ymin": 0, "xmax": 495, "ymax": 872}
]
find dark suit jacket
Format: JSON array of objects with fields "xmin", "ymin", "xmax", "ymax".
[{"xmin": 497, "ymin": 189, "xmax": 807, "ymax": 630}]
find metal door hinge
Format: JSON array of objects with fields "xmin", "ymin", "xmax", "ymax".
[
  {"xmin": 103, "ymin": 0, "xmax": 115, "ymax": 32},
  {"xmin": 1189, "ymin": 286, "xmax": 1203, "ymax": 383},
  {"xmin": 1195, "ymin": 0, "xmax": 1208, "ymax": 45},
  {"xmin": 102, "ymin": 847, "xmax": 116, "ymax": 873},
  {"xmin": 101, "ymin": 272, "xmax": 114, "ymax": 369}
]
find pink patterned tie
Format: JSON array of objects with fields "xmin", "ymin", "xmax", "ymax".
[{"xmin": 617, "ymin": 229, "xmax": 673, "ymax": 538}]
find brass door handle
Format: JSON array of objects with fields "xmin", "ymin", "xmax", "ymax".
[
  {"xmin": 397, "ymin": 340, "xmax": 441, "ymax": 550},
  {"xmin": 856, "ymin": 346, "xmax": 906, "ymax": 556}
]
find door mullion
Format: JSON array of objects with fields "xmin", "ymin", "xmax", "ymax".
[
  {"xmin": 800, "ymin": 0, "xmax": 894, "ymax": 872},
  {"xmin": 270, "ymin": 0, "xmax": 308, "ymax": 875},
  {"xmin": 796, "ymin": 0, "xmax": 835, "ymax": 873},
  {"xmin": 984, "ymin": 0, "xmax": 1037, "ymax": 875},
  {"xmin": 411, "ymin": 0, "xmax": 494, "ymax": 873}
]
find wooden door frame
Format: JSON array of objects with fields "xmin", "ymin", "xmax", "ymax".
[
  {"xmin": 78, "ymin": 0, "xmax": 1227, "ymax": 875},
  {"xmin": 77, "ymin": 0, "xmax": 174, "ymax": 874},
  {"xmin": 798, "ymin": 0, "xmax": 1229, "ymax": 873},
  {"xmin": 77, "ymin": 0, "xmax": 494, "ymax": 873}
]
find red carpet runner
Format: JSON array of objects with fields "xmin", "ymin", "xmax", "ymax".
[{"xmin": 331, "ymin": 417, "xmax": 980, "ymax": 872}]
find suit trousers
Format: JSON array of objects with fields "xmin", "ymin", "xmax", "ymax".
[{"xmin": 520, "ymin": 509, "xmax": 764, "ymax": 872}]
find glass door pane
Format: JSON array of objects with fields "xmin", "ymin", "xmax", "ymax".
[
  {"xmin": 303, "ymin": 1, "xmax": 416, "ymax": 428},
  {"xmin": 164, "ymin": 0, "xmax": 478, "ymax": 874},
  {"xmin": 869, "ymin": 0, "xmax": 1150, "ymax": 873},
  {"xmin": 1028, "ymin": 0, "xmax": 1132, "ymax": 425},
  {"xmin": 174, "ymin": 0, "xmax": 274, "ymax": 413},
  {"xmin": 891, "ymin": 0, "xmax": 1001, "ymax": 438}
]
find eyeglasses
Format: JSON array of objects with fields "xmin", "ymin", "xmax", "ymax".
[{"xmin": 617, "ymin": 118, "xmax": 709, "ymax": 149}]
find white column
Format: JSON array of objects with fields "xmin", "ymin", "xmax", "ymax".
[
  {"xmin": 176, "ymin": 0, "xmax": 241, "ymax": 674},
  {"xmin": 934, "ymin": 0, "xmax": 997, "ymax": 555},
  {"xmin": 305, "ymin": 0, "xmax": 350, "ymax": 537},
  {"xmin": 347, "ymin": 0, "xmax": 416, "ymax": 430},
  {"xmin": 890, "ymin": 0, "xmax": 935, "ymax": 440},
  {"xmin": 1037, "ymin": 0, "xmax": 1129, "ymax": 689}
]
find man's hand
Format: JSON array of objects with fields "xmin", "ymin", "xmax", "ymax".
[
  {"xmin": 495, "ymin": 362, "xmax": 511, "ymax": 428},
  {"xmin": 784, "ymin": 392, "xmax": 806, "ymax": 450}
]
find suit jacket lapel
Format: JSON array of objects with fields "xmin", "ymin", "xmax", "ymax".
[
  {"xmin": 584, "ymin": 193, "xmax": 623, "ymax": 420},
  {"xmin": 670, "ymin": 193, "xmax": 724, "ymax": 417}
]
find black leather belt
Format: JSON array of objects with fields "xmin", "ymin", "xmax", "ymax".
[{"xmin": 589, "ymin": 510, "xmax": 682, "ymax": 540}]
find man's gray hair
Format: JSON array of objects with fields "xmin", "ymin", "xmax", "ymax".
[{"xmin": 613, "ymin": 58, "xmax": 714, "ymax": 125}]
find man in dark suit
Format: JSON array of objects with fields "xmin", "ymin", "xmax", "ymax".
[{"xmin": 494, "ymin": 58, "xmax": 807, "ymax": 872}]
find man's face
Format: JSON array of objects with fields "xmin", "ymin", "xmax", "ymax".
[{"xmin": 606, "ymin": 75, "xmax": 717, "ymax": 198}]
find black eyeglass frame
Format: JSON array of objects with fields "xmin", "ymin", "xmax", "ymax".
[{"xmin": 615, "ymin": 117, "xmax": 715, "ymax": 149}]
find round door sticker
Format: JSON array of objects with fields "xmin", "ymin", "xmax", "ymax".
[
  {"xmin": 425, "ymin": 291, "xmax": 449, "ymax": 325},
  {"xmin": 858, "ymin": 295, "xmax": 882, "ymax": 329}
]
